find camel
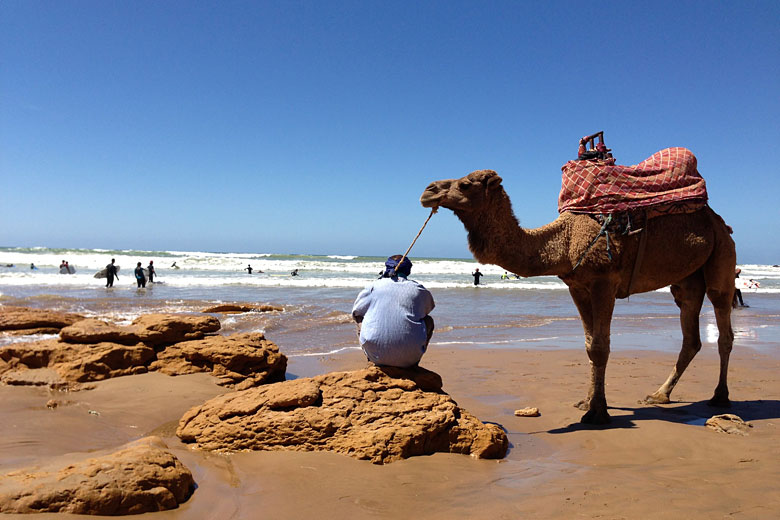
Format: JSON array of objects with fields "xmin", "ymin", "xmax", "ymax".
[{"xmin": 420, "ymin": 169, "xmax": 736, "ymax": 424}]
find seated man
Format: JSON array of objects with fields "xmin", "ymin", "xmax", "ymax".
[{"xmin": 352, "ymin": 255, "xmax": 435, "ymax": 368}]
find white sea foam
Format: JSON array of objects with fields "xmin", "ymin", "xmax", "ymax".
[{"xmin": 2, "ymin": 248, "xmax": 778, "ymax": 293}]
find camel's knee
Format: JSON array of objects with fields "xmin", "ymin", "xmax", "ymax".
[
  {"xmin": 707, "ymin": 288, "xmax": 733, "ymax": 309},
  {"xmin": 682, "ymin": 338, "xmax": 702, "ymax": 355},
  {"xmin": 717, "ymin": 335, "xmax": 733, "ymax": 355},
  {"xmin": 586, "ymin": 338, "xmax": 610, "ymax": 366}
]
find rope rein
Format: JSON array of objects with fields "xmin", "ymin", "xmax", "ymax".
[
  {"xmin": 570, "ymin": 214, "xmax": 613, "ymax": 273},
  {"xmin": 393, "ymin": 207, "xmax": 438, "ymax": 274}
]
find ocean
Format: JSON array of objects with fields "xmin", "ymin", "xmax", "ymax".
[{"xmin": 2, "ymin": 246, "xmax": 779, "ymax": 360}]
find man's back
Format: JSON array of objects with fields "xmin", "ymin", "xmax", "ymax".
[{"xmin": 352, "ymin": 276, "xmax": 434, "ymax": 367}]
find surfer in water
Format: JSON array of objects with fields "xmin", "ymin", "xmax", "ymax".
[
  {"xmin": 245, "ymin": 265, "xmax": 253, "ymax": 274},
  {"xmin": 106, "ymin": 259, "xmax": 119, "ymax": 288},
  {"xmin": 171, "ymin": 262, "xmax": 179, "ymax": 269},
  {"xmin": 472, "ymin": 268, "xmax": 483, "ymax": 286},
  {"xmin": 147, "ymin": 261, "xmax": 156, "ymax": 283},
  {"xmin": 135, "ymin": 262, "xmax": 147, "ymax": 288},
  {"xmin": 291, "ymin": 268, "xmax": 299, "ymax": 276}
]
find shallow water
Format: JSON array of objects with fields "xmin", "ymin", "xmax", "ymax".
[{"xmin": 2, "ymin": 280, "xmax": 779, "ymax": 359}]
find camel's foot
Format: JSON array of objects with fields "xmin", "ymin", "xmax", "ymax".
[
  {"xmin": 574, "ymin": 399, "xmax": 590, "ymax": 411},
  {"xmin": 707, "ymin": 394, "xmax": 731, "ymax": 408},
  {"xmin": 708, "ymin": 385, "xmax": 731, "ymax": 408},
  {"xmin": 580, "ymin": 407, "xmax": 611, "ymax": 425},
  {"xmin": 643, "ymin": 392, "xmax": 671, "ymax": 405}
]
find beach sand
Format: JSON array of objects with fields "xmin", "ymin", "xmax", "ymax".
[{"xmin": 2, "ymin": 338, "xmax": 779, "ymax": 519}]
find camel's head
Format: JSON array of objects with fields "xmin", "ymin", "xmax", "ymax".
[{"xmin": 420, "ymin": 169, "xmax": 503, "ymax": 212}]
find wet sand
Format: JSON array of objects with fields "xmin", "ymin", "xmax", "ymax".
[{"xmin": 2, "ymin": 337, "xmax": 779, "ymax": 519}]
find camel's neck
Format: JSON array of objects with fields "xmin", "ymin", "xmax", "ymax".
[{"xmin": 454, "ymin": 190, "xmax": 571, "ymax": 278}]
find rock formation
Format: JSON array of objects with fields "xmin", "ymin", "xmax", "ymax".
[
  {"xmin": 0, "ymin": 306, "xmax": 83, "ymax": 335},
  {"xmin": 0, "ymin": 339, "xmax": 154, "ymax": 388},
  {"xmin": 1, "ymin": 315, "xmax": 286, "ymax": 390},
  {"xmin": 705, "ymin": 414, "xmax": 753, "ymax": 436},
  {"xmin": 0, "ymin": 436, "xmax": 193, "ymax": 515},
  {"xmin": 60, "ymin": 314, "xmax": 221, "ymax": 347},
  {"xmin": 177, "ymin": 365, "xmax": 508, "ymax": 464},
  {"xmin": 151, "ymin": 332, "xmax": 287, "ymax": 390}
]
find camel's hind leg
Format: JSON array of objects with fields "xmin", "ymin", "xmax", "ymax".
[
  {"xmin": 645, "ymin": 271, "xmax": 706, "ymax": 404},
  {"xmin": 703, "ymin": 259, "xmax": 735, "ymax": 407}
]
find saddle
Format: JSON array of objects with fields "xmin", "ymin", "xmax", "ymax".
[{"xmin": 558, "ymin": 146, "xmax": 708, "ymax": 217}]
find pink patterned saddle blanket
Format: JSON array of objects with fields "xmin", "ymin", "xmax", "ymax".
[{"xmin": 558, "ymin": 147, "xmax": 708, "ymax": 215}]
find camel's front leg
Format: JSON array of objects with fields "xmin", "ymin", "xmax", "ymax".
[{"xmin": 570, "ymin": 284, "xmax": 616, "ymax": 424}]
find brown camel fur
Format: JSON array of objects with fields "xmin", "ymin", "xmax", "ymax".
[{"xmin": 420, "ymin": 169, "xmax": 736, "ymax": 424}]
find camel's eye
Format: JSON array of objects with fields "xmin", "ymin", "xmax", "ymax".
[{"xmin": 458, "ymin": 180, "xmax": 472, "ymax": 190}]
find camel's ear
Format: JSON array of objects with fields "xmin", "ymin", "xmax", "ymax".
[{"xmin": 486, "ymin": 174, "xmax": 503, "ymax": 190}]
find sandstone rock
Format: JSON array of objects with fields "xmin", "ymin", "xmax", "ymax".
[
  {"xmin": 59, "ymin": 314, "xmax": 221, "ymax": 347},
  {"xmin": 2, "ymin": 330, "xmax": 283, "ymax": 391},
  {"xmin": 0, "ymin": 306, "xmax": 83, "ymax": 333},
  {"xmin": 151, "ymin": 332, "xmax": 287, "ymax": 390},
  {"xmin": 1, "ymin": 368, "xmax": 66, "ymax": 388},
  {"xmin": 0, "ymin": 436, "xmax": 194, "ymax": 515},
  {"xmin": 514, "ymin": 407, "xmax": 540, "ymax": 417},
  {"xmin": 177, "ymin": 365, "xmax": 508, "ymax": 464},
  {"xmin": 202, "ymin": 303, "xmax": 283, "ymax": 314},
  {"xmin": 54, "ymin": 342, "xmax": 155, "ymax": 382},
  {"xmin": 0, "ymin": 338, "xmax": 83, "ymax": 370},
  {"xmin": 131, "ymin": 314, "xmax": 221, "ymax": 346},
  {"xmin": 60, "ymin": 318, "xmax": 142, "ymax": 345},
  {"xmin": 705, "ymin": 414, "xmax": 753, "ymax": 436},
  {"xmin": 0, "ymin": 339, "xmax": 154, "ymax": 387}
]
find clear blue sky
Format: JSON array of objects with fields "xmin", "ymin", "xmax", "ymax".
[{"xmin": 2, "ymin": 1, "xmax": 778, "ymax": 262}]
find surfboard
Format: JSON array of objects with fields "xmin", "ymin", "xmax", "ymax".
[{"xmin": 94, "ymin": 266, "xmax": 121, "ymax": 279}]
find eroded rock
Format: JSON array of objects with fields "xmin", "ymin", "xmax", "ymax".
[
  {"xmin": 60, "ymin": 314, "xmax": 221, "ymax": 347},
  {"xmin": 0, "ymin": 436, "xmax": 194, "ymax": 515},
  {"xmin": 60, "ymin": 318, "xmax": 142, "ymax": 345},
  {"xmin": 514, "ymin": 407, "xmax": 540, "ymax": 417},
  {"xmin": 177, "ymin": 365, "xmax": 508, "ymax": 464},
  {"xmin": 0, "ymin": 339, "xmax": 154, "ymax": 387},
  {"xmin": 705, "ymin": 414, "xmax": 753, "ymax": 436},
  {"xmin": 151, "ymin": 332, "xmax": 287, "ymax": 390},
  {"xmin": 0, "ymin": 306, "xmax": 83, "ymax": 333},
  {"xmin": 2, "ymin": 327, "xmax": 285, "ymax": 390}
]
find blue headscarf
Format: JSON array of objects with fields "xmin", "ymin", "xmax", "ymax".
[{"xmin": 383, "ymin": 256, "xmax": 412, "ymax": 278}]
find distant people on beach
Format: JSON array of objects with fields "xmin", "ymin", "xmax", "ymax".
[
  {"xmin": 147, "ymin": 261, "xmax": 156, "ymax": 283},
  {"xmin": 472, "ymin": 268, "xmax": 483, "ymax": 286},
  {"xmin": 733, "ymin": 268, "xmax": 747, "ymax": 307},
  {"xmin": 245, "ymin": 264, "xmax": 253, "ymax": 274},
  {"xmin": 351, "ymin": 255, "xmax": 435, "ymax": 368},
  {"xmin": 291, "ymin": 269, "xmax": 299, "ymax": 276},
  {"xmin": 106, "ymin": 259, "xmax": 119, "ymax": 288},
  {"xmin": 135, "ymin": 262, "xmax": 147, "ymax": 288}
]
